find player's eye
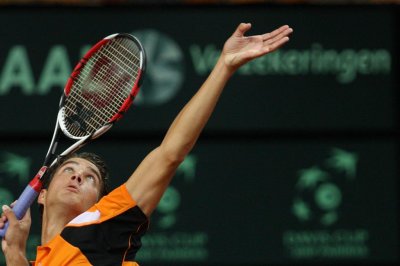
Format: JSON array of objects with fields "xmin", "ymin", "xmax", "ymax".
[
  {"xmin": 63, "ymin": 167, "xmax": 74, "ymax": 173},
  {"xmin": 86, "ymin": 175, "xmax": 95, "ymax": 183}
]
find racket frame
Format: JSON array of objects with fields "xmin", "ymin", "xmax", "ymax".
[{"xmin": 0, "ymin": 33, "xmax": 146, "ymax": 238}]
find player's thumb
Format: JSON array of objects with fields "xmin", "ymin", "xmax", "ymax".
[
  {"xmin": 2, "ymin": 205, "xmax": 17, "ymax": 224},
  {"xmin": 233, "ymin": 22, "xmax": 251, "ymax": 37}
]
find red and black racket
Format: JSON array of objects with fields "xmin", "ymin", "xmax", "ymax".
[{"xmin": 0, "ymin": 33, "xmax": 146, "ymax": 237}]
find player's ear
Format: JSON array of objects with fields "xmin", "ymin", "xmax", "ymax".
[{"xmin": 38, "ymin": 189, "xmax": 47, "ymax": 205}]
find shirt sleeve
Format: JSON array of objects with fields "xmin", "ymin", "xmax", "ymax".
[{"xmin": 67, "ymin": 183, "xmax": 138, "ymax": 226}]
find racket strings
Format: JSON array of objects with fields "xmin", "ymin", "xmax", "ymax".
[
  {"xmin": 68, "ymin": 47, "xmax": 138, "ymax": 133},
  {"xmin": 63, "ymin": 36, "xmax": 142, "ymax": 138},
  {"xmin": 106, "ymin": 40, "xmax": 141, "ymax": 75}
]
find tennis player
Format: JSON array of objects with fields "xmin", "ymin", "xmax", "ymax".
[{"xmin": 1, "ymin": 22, "xmax": 293, "ymax": 265}]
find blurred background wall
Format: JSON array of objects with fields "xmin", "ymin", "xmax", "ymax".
[{"xmin": 0, "ymin": 0, "xmax": 399, "ymax": 265}]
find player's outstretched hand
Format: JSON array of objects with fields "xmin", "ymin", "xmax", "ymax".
[{"xmin": 222, "ymin": 23, "xmax": 293, "ymax": 72}]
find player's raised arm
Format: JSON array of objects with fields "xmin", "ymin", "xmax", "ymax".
[{"xmin": 125, "ymin": 23, "xmax": 293, "ymax": 217}]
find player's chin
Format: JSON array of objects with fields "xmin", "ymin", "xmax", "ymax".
[{"xmin": 59, "ymin": 191, "xmax": 81, "ymax": 204}]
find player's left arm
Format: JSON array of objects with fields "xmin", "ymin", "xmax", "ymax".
[{"xmin": 125, "ymin": 23, "xmax": 293, "ymax": 217}]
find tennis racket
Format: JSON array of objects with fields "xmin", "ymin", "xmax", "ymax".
[{"xmin": 0, "ymin": 33, "xmax": 146, "ymax": 237}]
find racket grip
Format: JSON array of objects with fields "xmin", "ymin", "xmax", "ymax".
[
  {"xmin": 0, "ymin": 185, "xmax": 39, "ymax": 238},
  {"xmin": 0, "ymin": 167, "xmax": 45, "ymax": 238}
]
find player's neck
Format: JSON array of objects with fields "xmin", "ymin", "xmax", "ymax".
[{"xmin": 40, "ymin": 207, "xmax": 78, "ymax": 245}]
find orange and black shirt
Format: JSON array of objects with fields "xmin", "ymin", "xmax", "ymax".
[{"xmin": 31, "ymin": 184, "xmax": 149, "ymax": 266}]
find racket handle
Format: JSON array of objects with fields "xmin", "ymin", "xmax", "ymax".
[{"xmin": 0, "ymin": 167, "xmax": 45, "ymax": 238}]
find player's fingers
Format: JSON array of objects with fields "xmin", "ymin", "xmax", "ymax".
[
  {"xmin": 9, "ymin": 201, "xmax": 17, "ymax": 208},
  {"xmin": 1, "ymin": 205, "xmax": 17, "ymax": 225},
  {"xmin": 7, "ymin": 201, "xmax": 30, "ymax": 223},
  {"xmin": 262, "ymin": 26, "xmax": 293, "ymax": 48},
  {"xmin": 262, "ymin": 25, "xmax": 290, "ymax": 41}
]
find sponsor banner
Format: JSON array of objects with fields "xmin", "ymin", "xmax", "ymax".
[
  {"xmin": 0, "ymin": 139, "xmax": 397, "ymax": 264},
  {"xmin": 0, "ymin": 5, "xmax": 397, "ymax": 135}
]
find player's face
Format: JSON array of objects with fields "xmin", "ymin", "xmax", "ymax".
[{"xmin": 41, "ymin": 158, "xmax": 102, "ymax": 215}]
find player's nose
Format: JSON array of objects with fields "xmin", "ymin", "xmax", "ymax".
[{"xmin": 71, "ymin": 174, "xmax": 82, "ymax": 183}]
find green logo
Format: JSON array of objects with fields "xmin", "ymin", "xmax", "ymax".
[
  {"xmin": 292, "ymin": 148, "xmax": 358, "ymax": 226},
  {"xmin": 132, "ymin": 29, "xmax": 185, "ymax": 106},
  {"xmin": 284, "ymin": 148, "xmax": 369, "ymax": 259},
  {"xmin": 0, "ymin": 152, "xmax": 31, "ymax": 184}
]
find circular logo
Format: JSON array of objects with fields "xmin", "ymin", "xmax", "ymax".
[
  {"xmin": 158, "ymin": 186, "xmax": 181, "ymax": 214},
  {"xmin": 131, "ymin": 29, "xmax": 185, "ymax": 106},
  {"xmin": 292, "ymin": 148, "xmax": 358, "ymax": 226}
]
